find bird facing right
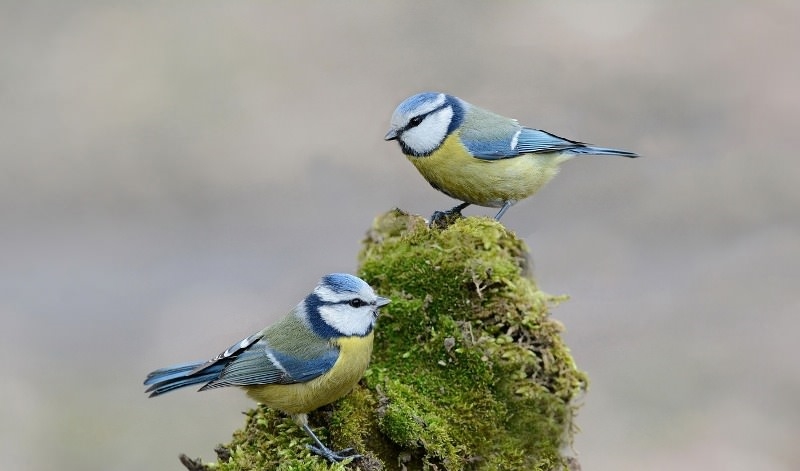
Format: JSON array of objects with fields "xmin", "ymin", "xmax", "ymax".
[
  {"xmin": 144, "ymin": 273, "xmax": 390, "ymax": 463},
  {"xmin": 385, "ymin": 92, "xmax": 639, "ymax": 223}
]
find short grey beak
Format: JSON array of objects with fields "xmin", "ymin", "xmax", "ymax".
[
  {"xmin": 376, "ymin": 296, "xmax": 391, "ymax": 307},
  {"xmin": 384, "ymin": 129, "xmax": 398, "ymax": 141}
]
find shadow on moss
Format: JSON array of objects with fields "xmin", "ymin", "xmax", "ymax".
[{"xmin": 183, "ymin": 209, "xmax": 587, "ymax": 470}]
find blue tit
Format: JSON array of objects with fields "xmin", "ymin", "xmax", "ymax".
[
  {"xmin": 144, "ymin": 273, "xmax": 390, "ymax": 463},
  {"xmin": 385, "ymin": 92, "xmax": 639, "ymax": 222}
]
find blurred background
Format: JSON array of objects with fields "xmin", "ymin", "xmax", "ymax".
[{"xmin": 1, "ymin": 1, "xmax": 798, "ymax": 470}]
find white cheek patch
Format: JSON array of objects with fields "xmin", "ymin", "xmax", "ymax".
[
  {"xmin": 319, "ymin": 304, "xmax": 374, "ymax": 337},
  {"xmin": 402, "ymin": 106, "xmax": 453, "ymax": 155}
]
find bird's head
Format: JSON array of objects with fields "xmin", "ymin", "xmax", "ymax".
[
  {"xmin": 385, "ymin": 92, "xmax": 464, "ymax": 157},
  {"xmin": 302, "ymin": 273, "xmax": 389, "ymax": 338}
]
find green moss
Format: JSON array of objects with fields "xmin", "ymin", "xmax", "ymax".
[
  {"xmin": 356, "ymin": 210, "xmax": 587, "ymax": 470},
  {"xmin": 190, "ymin": 405, "xmax": 351, "ymax": 471},
  {"xmin": 187, "ymin": 210, "xmax": 587, "ymax": 470}
]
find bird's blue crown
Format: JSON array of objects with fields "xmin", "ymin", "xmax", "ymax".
[
  {"xmin": 321, "ymin": 273, "xmax": 368, "ymax": 295},
  {"xmin": 396, "ymin": 92, "xmax": 443, "ymax": 115}
]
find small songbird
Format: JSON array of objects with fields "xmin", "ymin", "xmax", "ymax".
[
  {"xmin": 144, "ymin": 273, "xmax": 390, "ymax": 463},
  {"xmin": 385, "ymin": 92, "xmax": 639, "ymax": 222}
]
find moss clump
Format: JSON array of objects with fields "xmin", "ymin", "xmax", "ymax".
[
  {"xmin": 208, "ymin": 405, "xmax": 350, "ymax": 471},
  {"xmin": 356, "ymin": 210, "xmax": 586, "ymax": 470},
  {"xmin": 187, "ymin": 209, "xmax": 587, "ymax": 470}
]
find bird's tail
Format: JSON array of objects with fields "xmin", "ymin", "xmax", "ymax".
[
  {"xmin": 571, "ymin": 145, "xmax": 639, "ymax": 158},
  {"xmin": 144, "ymin": 360, "xmax": 225, "ymax": 397}
]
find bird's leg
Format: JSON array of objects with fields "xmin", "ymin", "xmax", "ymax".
[
  {"xmin": 493, "ymin": 201, "xmax": 513, "ymax": 221},
  {"xmin": 430, "ymin": 202, "xmax": 471, "ymax": 228},
  {"xmin": 301, "ymin": 422, "xmax": 361, "ymax": 463}
]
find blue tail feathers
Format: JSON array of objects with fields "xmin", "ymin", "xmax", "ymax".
[
  {"xmin": 572, "ymin": 145, "xmax": 639, "ymax": 157},
  {"xmin": 144, "ymin": 360, "xmax": 225, "ymax": 397}
]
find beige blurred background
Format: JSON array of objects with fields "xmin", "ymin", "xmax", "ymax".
[{"xmin": 1, "ymin": 2, "xmax": 798, "ymax": 470}]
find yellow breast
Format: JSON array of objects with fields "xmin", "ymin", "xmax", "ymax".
[
  {"xmin": 244, "ymin": 333, "xmax": 374, "ymax": 415},
  {"xmin": 408, "ymin": 133, "xmax": 571, "ymax": 207}
]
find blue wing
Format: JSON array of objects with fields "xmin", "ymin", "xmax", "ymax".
[
  {"xmin": 462, "ymin": 127, "xmax": 637, "ymax": 160},
  {"xmin": 201, "ymin": 341, "xmax": 339, "ymax": 389},
  {"xmin": 144, "ymin": 330, "xmax": 340, "ymax": 396},
  {"xmin": 514, "ymin": 128, "xmax": 589, "ymax": 154}
]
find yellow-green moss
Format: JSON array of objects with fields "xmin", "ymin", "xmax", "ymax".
[
  {"xmin": 187, "ymin": 210, "xmax": 587, "ymax": 470},
  {"xmin": 187, "ymin": 405, "xmax": 350, "ymax": 471}
]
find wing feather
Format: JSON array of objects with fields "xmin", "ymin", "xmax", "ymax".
[
  {"xmin": 202, "ymin": 342, "xmax": 339, "ymax": 389},
  {"xmin": 462, "ymin": 127, "xmax": 587, "ymax": 160}
]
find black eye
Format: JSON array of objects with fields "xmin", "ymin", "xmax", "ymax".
[
  {"xmin": 408, "ymin": 115, "xmax": 424, "ymax": 128},
  {"xmin": 348, "ymin": 298, "xmax": 366, "ymax": 308}
]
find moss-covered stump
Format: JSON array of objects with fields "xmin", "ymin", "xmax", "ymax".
[{"xmin": 190, "ymin": 209, "xmax": 587, "ymax": 471}]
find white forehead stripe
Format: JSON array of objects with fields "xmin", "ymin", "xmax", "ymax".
[
  {"xmin": 314, "ymin": 285, "xmax": 342, "ymax": 303},
  {"xmin": 412, "ymin": 93, "xmax": 447, "ymax": 117}
]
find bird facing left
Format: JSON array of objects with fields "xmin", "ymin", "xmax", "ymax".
[
  {"xmin": 144, "ymin": 273, "xmax": 390, "ymax": 463},
  {"xmin": 385, "ymin": 92, "xmax": 639, "ymax": 223}
]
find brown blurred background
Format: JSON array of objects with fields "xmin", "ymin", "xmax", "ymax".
[{"xmin": 1, "ymin": 2, "xmax": 798, "ymax": 470}]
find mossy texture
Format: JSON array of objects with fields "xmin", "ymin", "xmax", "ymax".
[{"xmin": 190, "ymin": 210, "xmax": 587, "ymax": 470}]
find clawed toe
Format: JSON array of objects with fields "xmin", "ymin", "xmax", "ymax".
[
  {"xmin": 307, "ymin": 444, "xmax": 361, "ymax": 463},
  {"xmin": 429, "ymin": 210, "xmax": 455, "ymax": 227},
  {"xmin": 429, "ymin": 202, "xmax": 470, "ymax": 228}
]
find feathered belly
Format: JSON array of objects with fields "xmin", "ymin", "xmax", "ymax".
[
  {"xmin": 244, "ymin": 334, "xmax": 374, "ymax": 415},
  {"xmin": 409, "ymin": 135, "xmax": 567, "ymax": 207}
]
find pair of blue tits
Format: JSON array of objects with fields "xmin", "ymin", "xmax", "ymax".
[{"xmin": 144, "ymin": 92, "xmax": 638, "ymax": 462}]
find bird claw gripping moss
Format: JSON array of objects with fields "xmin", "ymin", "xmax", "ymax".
[
  {"xmin": 307, "ymin": 443, "xmax": 361, "ymax": 463},
  {"xmin": 429, "ymin": 202, "xmax": 470, "ymax": 229}
]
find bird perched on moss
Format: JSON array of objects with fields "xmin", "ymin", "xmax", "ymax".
[
  {"xmin": 385, "ymin": 92, "xmax": 638, "ymax": 223},
  {"xmin": 144, "ymin": 273, "xmax": 390, "ymax": 463}
]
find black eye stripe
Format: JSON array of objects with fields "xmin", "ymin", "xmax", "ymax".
[
  {"xmin": 318, "ymin": 296, "xmax": 377, "ymax": 309},
  {"xmin": 348, "ymin": 298, "xmax": 366, "ymax": 308},
  {"xmin": 404, "ymin": 104, "xmax": 449, "ymax": 132},
  {"xmin": 403, "ymin": 115, "xmax": 425, "ymax": 132}
]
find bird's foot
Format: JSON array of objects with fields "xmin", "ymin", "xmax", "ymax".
[
  {"xmin": 300, "ymin": 421, "xmax": 361, "ymax": 463},
  {"xmin": 307, "ymin": 444, "xmax": 361, "ymax": 463},
  {"xmin": 429, "ymin": 202, "xmax": 471, "ymax": 229}
]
